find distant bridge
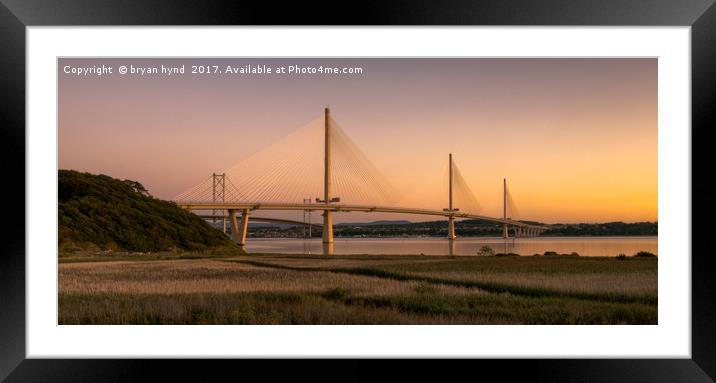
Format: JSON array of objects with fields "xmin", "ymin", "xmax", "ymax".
[
  {"xmin": 176, "ymin": 108, "xmax": 550, "ymax": 247},
  {"xmin": 195, "ymin": 214, "xmax": 322, "ymax": 228}
]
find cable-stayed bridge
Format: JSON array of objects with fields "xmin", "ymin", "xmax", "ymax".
[{"xmin": 174, "ymin": 108, "xmax": 549, "ymax": 246}]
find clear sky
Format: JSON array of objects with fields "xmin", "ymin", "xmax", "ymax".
[{"xmin": 59, "ymin": 58, "xmax": 657, "ymax": 224}]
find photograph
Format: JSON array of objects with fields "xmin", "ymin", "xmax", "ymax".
[
  {"xmin": 58, "ymin": 57, "xmax": 658, "ymax": 325},
  {"xmin": 3, "ymin": 0, "xmax": 713, "ymax": 378}
]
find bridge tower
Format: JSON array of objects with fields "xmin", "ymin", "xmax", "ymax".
[
  {"xmin": 212, "ymin": 173, "xmax": 227, "ymax": 234},
  {"xmin": 503, "ymin": 178, "xmax": 509, "ymax": 239},
  {"xmin": 446, "ymin": 153, "xmax": 457, "ymax": 240},
  {"xmin": 322, "ymin": 107, "xmax": 334, "ymax": 244}
]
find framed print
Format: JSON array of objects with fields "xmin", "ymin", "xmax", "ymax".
[{"xmin": 1, "ymin": 0, "xmax": 714, "ymax": 381}]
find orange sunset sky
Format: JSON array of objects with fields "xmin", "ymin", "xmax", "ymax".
[{"xmin": 58, "ymin": 58, "xmax": 657, "ymax": 224}]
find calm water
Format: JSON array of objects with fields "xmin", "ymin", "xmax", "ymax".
[{"xmin": 244, "ymin": 236, "xmax": 658, "ymax": 257}]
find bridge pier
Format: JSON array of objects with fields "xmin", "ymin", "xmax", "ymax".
[
  {"xmin": 229, "ymin": 209, "xmax": 237, "ymax": 239},
  {"xmin": 229, "ymin": 208, "xmax": 250, "ymax": 246},
  {"xmin": 448, "ymin": 216, "xmax": 456, "ymax": 240},
  {"xmin": 503, "ymin": 224, "xmax": 509, "ymax": 239},
  {"xmin": 323, "ymin": 210, "xmax": 333, "ymax": 244}
]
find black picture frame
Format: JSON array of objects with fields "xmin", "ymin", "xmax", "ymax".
[{"xmin": 1, "ymin": 0, "xmax": 713, "ymax": 381}]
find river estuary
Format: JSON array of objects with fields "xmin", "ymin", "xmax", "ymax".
[{"xmin": 243, "ymin": 236, "xmax": 658, "ymax": 257}]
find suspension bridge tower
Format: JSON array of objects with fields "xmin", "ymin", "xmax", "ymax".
[{"xmin": 212, "ymin": 173, "xmax": 226, "ymax": 233}]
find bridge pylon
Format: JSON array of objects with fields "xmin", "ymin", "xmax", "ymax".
[
  {"xmin": 445, "ymin": 153, "xmax": 457, "ymax": 240},
  {"xmin": 503, "ymin": 178, "xmax": 509, "ymax": 239},
  {"xmin": 318, "ymin": 107, "xmax": 338, "ymax": 244}
]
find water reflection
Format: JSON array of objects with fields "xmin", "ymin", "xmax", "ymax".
[
  {"xmin": 250, "ymin": 237, "xmax": 657, "ymax": 257},
  {"xmin": 322, "ymin": 242, "xmax": 334, "ymax": 256}
]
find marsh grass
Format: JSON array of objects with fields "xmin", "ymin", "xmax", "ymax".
[
  {"xmin": 60, "ymin": 259, "xmax": 475, "ymax": 296},
  {"xmin": 59, "ymin": 254, "xmax": 657, "ymax": 325},
  {"xmin": 228, "ymin": 258, "xmax": 657, "ymax": 304},
  {"xmin": 371, "ymin": 257, "xmax": 657, "ymax": 302},
  {"xmin": 59, "ymin": 291, "xmax": 435, "ymax": 325},
  {"xmin": 339, "ymin": 293, "xmax": 656, "ymax": 324}
]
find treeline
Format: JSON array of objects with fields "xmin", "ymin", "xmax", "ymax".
[
  {"xmin": 541, "ymin": 222, "xmax": 657, "ymax": 236},
  {"xmin": 59, "ymin": 170, "xmax": 237, "ymax": 252},
  {"xmin": 248, "ymin": 219, "xmax": 657, "ymax": 238}
]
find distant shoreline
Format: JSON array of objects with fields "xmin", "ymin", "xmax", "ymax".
[
  {"xmin": 243, "ymin": 221, "xmax": 658, "ymax": 238},
  {"xmin": 244, "ymin": 235, "xmax": 659, "ymax": 239}
]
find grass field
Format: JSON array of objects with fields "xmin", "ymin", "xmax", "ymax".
[{"xmin": 58, "ymin": 253, "xmax": 657, "ymax": 325}]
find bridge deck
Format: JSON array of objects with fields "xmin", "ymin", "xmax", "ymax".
[
  {"xmin": 179, "ymin": 201, "xmax": 550, "ymax": 230},
  {"xmin": 196, "ymin": 215, "xmax": 322, "ymax": 227}
]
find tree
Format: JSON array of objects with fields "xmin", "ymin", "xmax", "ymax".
[{"xmin": 123, "ymin": 179, "xmax": 151, "ymax": 197}]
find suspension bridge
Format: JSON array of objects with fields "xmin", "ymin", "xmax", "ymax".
[{"xmin": 174, "ymin": 108, "xmax": 549, "ymax": 246}]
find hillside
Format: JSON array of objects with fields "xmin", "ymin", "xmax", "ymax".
[{"xmin": 58, "ymin": 170, "xmax": 239, "ymax": 253}]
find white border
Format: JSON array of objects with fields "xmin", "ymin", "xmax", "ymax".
[{"xmin": 27, "ymin": 27, "xmax": 690, "ymax": 358}]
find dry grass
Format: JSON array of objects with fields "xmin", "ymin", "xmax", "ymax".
[
  {"xmin": 58, "ymin": 254, "xmax": 657, "ymax": 325},
  {"xmin": 373, "ymin": 257, "xmax": 657, "ymax": 297},
  {"xmin": 393, "ymin": 271, "xmax": 656, "ymax": 295},
  {"xmin": 59, "ymin": 259, "xmax": 479, "ymax": 297},
  {"xmin": 59, "ymin": 292, "xmax": 461, "ymax": 325},
  {"xmin": 224, "ymin": 255, "xmax": 657, "ymax": 299}
]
